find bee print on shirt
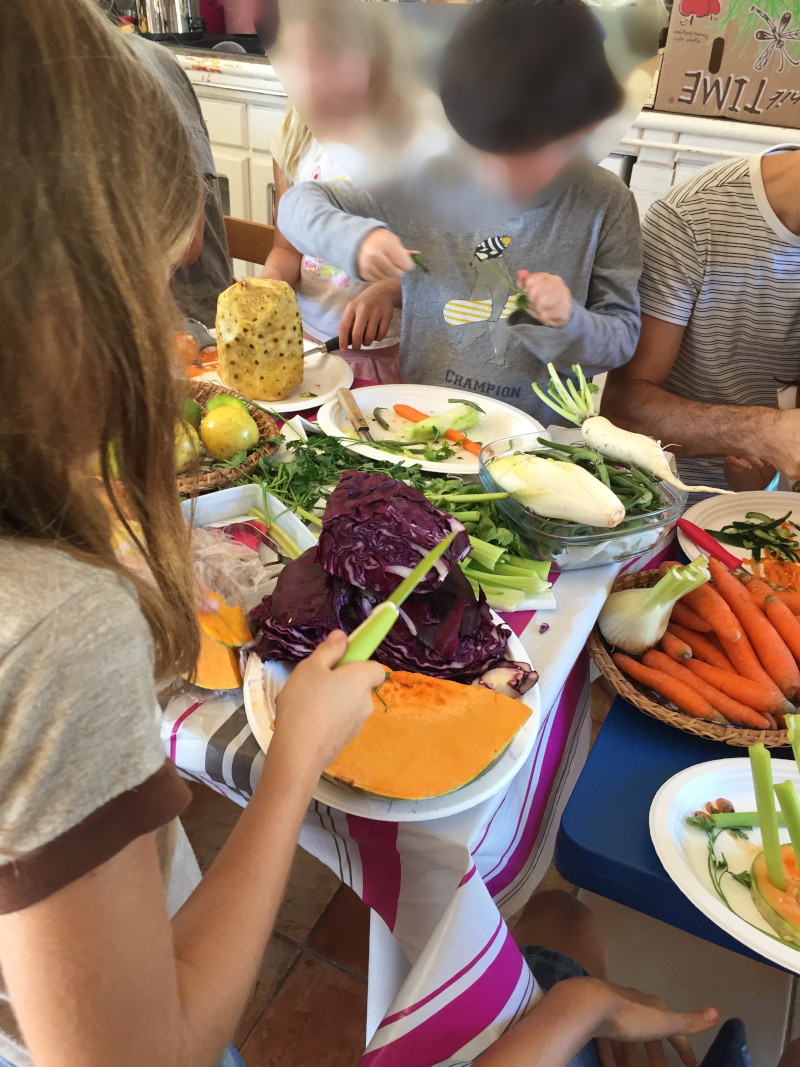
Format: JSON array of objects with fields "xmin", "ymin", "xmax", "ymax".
[{"xmin": 472, "ymin": 235, "xmax": 511, "ymax": 263}]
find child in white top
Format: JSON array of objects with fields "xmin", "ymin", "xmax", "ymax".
[{"xmin": 262, "ymin": 104, "xmax": 401, "ymax": 381}]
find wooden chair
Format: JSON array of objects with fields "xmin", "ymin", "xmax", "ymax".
[{"xmin": 223, "ymin": 216, "xmax": 275, "ymax": 266}]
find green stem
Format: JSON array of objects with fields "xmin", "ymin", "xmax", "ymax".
[
  {"xmin": 640, "ymin": 555, "xmax": 710, "ymax": 612},
  {"xmin": 296, "ymin": 507, "xmax": 322, "ymax": 528},
  {"xmin": 787, "ymin": 715, "xmax": 800, "ymax": 776},
  {"xmin": 425, "ymin": 492, "xmax": 510, "ymax": 503},
  {"xmin": 750, "ymin": 744, "xmax": 786, "ymax": 890},
  {"xmin": 775, "ymin": 781, "xmax": 800, "ymax": 872},
  {"xmin": 711, "ymin": 812, "xmax": 786, "ymax": 829}
]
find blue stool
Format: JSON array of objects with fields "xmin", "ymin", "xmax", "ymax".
[{"xmin": 555, "ymin": 696, "xmax": 788, "ymax": 967}]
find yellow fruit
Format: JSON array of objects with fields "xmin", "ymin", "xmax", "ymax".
[
  {"xmin": 200, "ymin": 407, "xmax": 259, "ymax": 461},
  {"xmin": 175, "ymin": 424, "xmax": 201, "ymax": 473}
]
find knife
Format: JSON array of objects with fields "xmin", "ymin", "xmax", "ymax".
[
  {"xmin": 339, "ymin": 532, "xmax": 457, "ymax": 664},
  {"xmin": 337, "ymin": 387, "xmax": 374, "ymax": 443},
  {"xmin": 303, "ymin": 335, "xmax": 341, "ymax": 359}
]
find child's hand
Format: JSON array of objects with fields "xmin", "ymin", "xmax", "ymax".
[
  {"xmin": 356, "ymin": 228, "xmax": 415, "ymax": 282},
  {"xmin": 724, "ymin": 455, "xmax": 775, "ymax": 492},
  {"xmin": 339, "ymin": 280, "xmax": 400, "ymax": 351},
  {"xmin": 272, "ymin": 631, "xmax": 386, "ymax": 775},
  {"xmin": 593, "ymin": 980, "xmax": 718, "ymax": 1067},
  {"xmin": 517, "ymin": 269, "xmax": 573, "ymax": 328}
]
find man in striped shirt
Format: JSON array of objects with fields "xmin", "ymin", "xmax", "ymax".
[{"xmin": 602, "ymin": 145, "xmax": 800, "ymax": 493}]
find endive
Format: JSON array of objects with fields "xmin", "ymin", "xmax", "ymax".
[{"xmin": 487, "ymin": 453, "xmax": 625, "ymax": 528}]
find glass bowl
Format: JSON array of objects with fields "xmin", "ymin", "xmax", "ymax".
[{"xmin": 479, "ymin": 434, "xmax": 687, "ymax": 571}]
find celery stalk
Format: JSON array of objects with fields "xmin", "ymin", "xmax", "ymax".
[
  {"xmin": 468, "ymin": 536, "xmax": 506, "ymax": 571},
  {"xmin": 750, "ymin": 744, "xmax": 785, "ymax": 890},
  {"xmin": 464, "ymin": 576, "xmax": 524, "ymax": 611},
  {"xmin": 710, "ymin": 811, "xmax": 786, "ymax": 828},
  {"xmin": 775, "ymin": 781, "xmax": 800, "ymax": 871},
  {"xmin": 247, "ymin": 507, "xmax": 303, "ymax": 560},
  {"xmin": 786, "ymin": 715, "xmax": 800, "ymax": 776}
]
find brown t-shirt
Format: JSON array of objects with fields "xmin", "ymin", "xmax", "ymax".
[{"xmin": 0, "ymin": 540, "xmax": 193, "ymax": 1066}]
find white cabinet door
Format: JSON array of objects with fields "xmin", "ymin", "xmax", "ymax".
[
  {"xmin": 211, "ymin": 147, "xmax": 252, "ymax": 276},
  {"xmin": 200, "ymin": 99, "xmax": 248, "ymax": 149},
  {"xmin": 250, "ymin": 154, "xmax": 276, "ymax": 228},
  {"xmin": 249, "ymin": 104, "xmax": 285, "ymax": 155}
]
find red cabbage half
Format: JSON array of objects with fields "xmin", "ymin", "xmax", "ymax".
[{"xmin": 316, "ymin": 470, "xmax": 471, "ymax": 595}]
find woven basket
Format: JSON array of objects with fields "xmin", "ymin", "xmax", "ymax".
[
  {"xmin": 177, "ymin": 380, "xmax": 279, "ymax": 497},
  {"xmin": 588, "ymin": 569, "xmax": 789, "ymax": 748}
]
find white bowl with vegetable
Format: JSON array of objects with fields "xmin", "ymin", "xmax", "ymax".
[{"xmin": 479, "ymin": 433, "xmax": 688, "ymax": 571}]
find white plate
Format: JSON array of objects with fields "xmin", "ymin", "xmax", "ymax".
[
  {"xmin": 678, "ymin": 491, "xmax": 799, "ymax": 563},
  {"xmin": 243, "ymin": 619, "xmax": 541, "ymax": 822},
  {"xmin": 194, "ymin": 338, "xmax": 353, "ymax": 414},
  {"xmin": 650, "ymin": 758, "xmax": 800, "ymax": 973},
  {"xmin": 315, "ymin": 384, "xmax": 546, "ymax": 475}
]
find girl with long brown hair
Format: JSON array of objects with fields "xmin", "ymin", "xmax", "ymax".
[{"xmin": 0, "ymin": 3, "xmax": 383, "ymax": 1065}]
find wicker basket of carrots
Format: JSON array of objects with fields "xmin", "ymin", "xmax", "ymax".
[{"xmin": 587, "ymin": 558, "xmax": 800, "ymax": 748}]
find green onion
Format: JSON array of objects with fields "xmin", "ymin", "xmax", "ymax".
[
  {"xmin": 774, "ymin": 781, "xmax": 800, "ymax": 871},
  {"xmin": 411, "ymin": 252, "xmax": 430, "ymax": 274},
  {"xmin": 373, "ymin": 407, "xmax": 390, "ymax": 431},
  {"xmin": 750, "ymin": 744, "xmax": 785, "ymax": 890}
]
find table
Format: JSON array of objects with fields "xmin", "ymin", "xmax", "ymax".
[{"xmin": 555, "ymin": 695, "xmax": 789, "ymax": 967}]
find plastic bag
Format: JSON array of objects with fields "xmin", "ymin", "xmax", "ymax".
[{"xmin": 191, "ymin": 526, "xmax": 282, "ymax": 613}]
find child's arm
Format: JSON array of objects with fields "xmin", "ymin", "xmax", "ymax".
[
  {"xmin": 279, "ymin": 180, "xmax": 414, "ymax": 283},
  {"xmin": 261, "ymin": 161, "xmax": 302, "ymax": 288},
  {"xmin": 476, "ymin": 977, "xmax": 717, "ymax": 1067},
  {"xmin": 511, "ymin": 186, "xmax": 642, "ymax": 376}
]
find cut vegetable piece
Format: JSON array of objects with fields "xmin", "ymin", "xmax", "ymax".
[
  {"xmin": 198, "ymin": 592, "xmax": 252, "ymax": 647},
  {"xmin": 393, "ymin": 403, "xmax": 483, "ymax": 455},
  {"xmin": 750, "ymin": 744, "xmax": 785, "ymax": 890},
  {"xmin": 188, "ymin": 627, "xmax": 243, "ymax": 690},
  {"xmin": 325, "ymin": 671, "xmax": 531, "ymax": 799},
  {"xmin": 787, "ymin": 715, "xmax": 800, "ymax": 776},
  {"xmin": 751, "ymin": 844, "xmax": 800, "ymax": 947},
  {"xmin": 775, "ymin": 781, "xmax": 800, "ymax": 872},
  {"xmin": 400, "ymin": 403, "xmax": 481, "ymax": 442}
]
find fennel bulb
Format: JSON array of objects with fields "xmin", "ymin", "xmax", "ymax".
[
  {"xmin": 598, "ymin": 556, "xmax": 711, "ymax": 654},
  {"xmin": 532, "ymin": 364, "xmax": 732, "ymax": 496},
  {"xmin": 488, "ymin": 453, "xmax": 625, "ymax": 528}
]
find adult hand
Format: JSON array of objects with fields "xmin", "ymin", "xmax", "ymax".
[
  {"xmin": 356, "ymin": 228, "xmax": 415, "ymax": 282},
  {"xmin": 517, "ymin": 269, "xmax": 573, "ymax": 328},
  {"xmin": 339, "ymin": 279, "xmax": 399, "ymax": 351},
  {"xmin": 593, "ymin": 980, "xmax": 718, "ymax": 1067},
  {"xmin": 273, "ymin": 631, "xmax": 386, "ymax": 774},
  {"xmin": 762, "ymin": 410, "xmax": 800, "ymax": 480}
]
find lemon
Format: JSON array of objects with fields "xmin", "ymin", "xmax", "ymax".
[
  {"xmin": 206, "ymin": 393, "xmax": 248, "ymax": 414},
  {"xmin": 200, "ymin": 407, "xmax": 259, "ymax": 461},
  {"xmin": 175, "ymin": 424, "xmax": 201, "ymax": 473}
]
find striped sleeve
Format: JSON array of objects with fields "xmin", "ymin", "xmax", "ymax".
[{"xmin": 639, "ymin": 199, "xmax": 704, "ymax": 327}]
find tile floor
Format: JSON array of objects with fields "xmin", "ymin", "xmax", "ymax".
[{"xmin": 182, "ymin": 680, "xmax": 800, "ymax": 1065}]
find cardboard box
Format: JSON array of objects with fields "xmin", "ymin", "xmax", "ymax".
[{"xmin": 655, "ymin": 0, "xmax": 800, "ymax": 128}]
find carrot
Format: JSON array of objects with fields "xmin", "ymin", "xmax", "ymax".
[
  {"xmin": 717, "ymin": 628, "xmax": 786, "ymax": 702},
  {"xmin": 765, "ymin": 596, "xmax": 800, "ymax": 663},
  {"xmin": 681, "ymin": 584, "xmax": 741, "ymax": 643},
  {"xmin": 661, "ymin": 631, "xmax": 692, "ymax": 662},
  {"xmin": 658, "ymin": 561, "xmax": 683, "ymax": 579},
  {"xmin": 642, "ymin": 650, "xmax": 770, "ymax": 730},
  {"xmin": 685, "ymin": 658, "xmax": 793, "ymax": 717},
  {"xmin": 393, "ymin": 404, "xmax": 482, "ymax": 456},
  {"xmin": 613, "ymin": 653, "xmax": 720, "ymax": 722},
  {"xmin": 708, "ymin": 557, "xmax": 800, "ymax": 698},
  {"xmin": 774, "ymin": 592, "xmax": 800, "ymax": 615},
  {"xmin": 745, "ymin": 577, "xmax": 781, "ymax": 611},
  {"xmin": 670, "ymin": 601, "xmax": 712, "ymax": 633},
  {"xmin": 668, "ymin": 624, "xmax": 735, "ymax": 672}
]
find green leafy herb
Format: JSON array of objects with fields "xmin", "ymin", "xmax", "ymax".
[
  {"xmin": 411, "ymin": 252, "xmax": 430, "ymax": 274},
  {"xmin": 685, "ymin": 814, "xmax": 752, "ymax": 911}
]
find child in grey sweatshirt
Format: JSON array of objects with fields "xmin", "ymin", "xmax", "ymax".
[
  {"xmin": 277, "ymin": 0, "xmax": 642, "ymax": 423},
  {"xmin": 278, "ymin": 164, "xmax": 641, "ymax": 423}
]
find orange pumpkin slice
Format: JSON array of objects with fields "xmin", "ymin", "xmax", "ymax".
[
  {"xmin": 326, "ymin": 671, "xmax": 531, "ymax": 800},
  {"xmin": 187, "ymin": 627, "xmax": 243, "ymax": 690},
  {"xmin": 198, "ymin": 591, "xmax": 252, "ymax": 647}
]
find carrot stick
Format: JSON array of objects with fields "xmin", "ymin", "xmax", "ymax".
[
  {"xmin": 668, "ymin": 624, "xmax": 735, "ymax": 672},
  {"xmin": 765, "ymin": 596, "xmax": 800, "ymax": 663},
  {"xmin": 661, "ymin": 631, "xmax": 692, "ymax": 662},
  {"xmin": 642, "ymin": 650, "xmax": 770, "ymax": 730},
  {"xmin": 613, "ymin": 653, "xmax": 720, "ymax": 722},
  {"xmin": 685, "ymin": 658, "xmax": 793, "ymax": 718},
  {"xmin": 708, "ymin": 557, "xmax": 800, "ymax": 699},
  {"xmin": 681, "ymin": 584, "xmax": 741, "ymax": 643},
  {"xmin": 393, "ymin": 404, "xmax": 482, "ymax": 456},
  {"xmin": 670, "ymin": 601, "xmax": 712, "ymax": 633}
]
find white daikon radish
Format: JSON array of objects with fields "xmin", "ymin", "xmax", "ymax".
[
  {"xmin": 488, "ymin": 454, "xmax": 626, "ymax": 528},
  {"xmin": 532, "ymin": 364, "xmax": 732, "ymax": 496}
]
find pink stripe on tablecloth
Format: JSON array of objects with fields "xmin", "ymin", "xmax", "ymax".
[
  {"xmin": 458, "ymin": 864, "xmax": 477, "ymax": 888},
  {"xmin": 503, "ymin": 610, "xmax": 535, "ymax": 637},
  {"xmin": 346, "ymin": 815, "xmax": 402, "ymax": 932},
  {"xmin": 470, "ymin": 789, "xmax": 508, "ymax": 855},
  {"xmin": 169, "ymin": 701, "xmax": 203, "ymax": 762},
  {"xmin": 379, "ymin": 917, "xmax": 503, "ymax": 1030},
  {"xmin": 361, "ymin": 928, "xmax": 525, "ymax": 1067},
  {"xmin": 485, "ymin": 651, "xmax": 588, "ymax": 898}
]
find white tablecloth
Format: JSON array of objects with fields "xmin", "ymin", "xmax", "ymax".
[{"xmin": 162, "ymin": 546, "xmax": 671, "ymax": 1065}]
